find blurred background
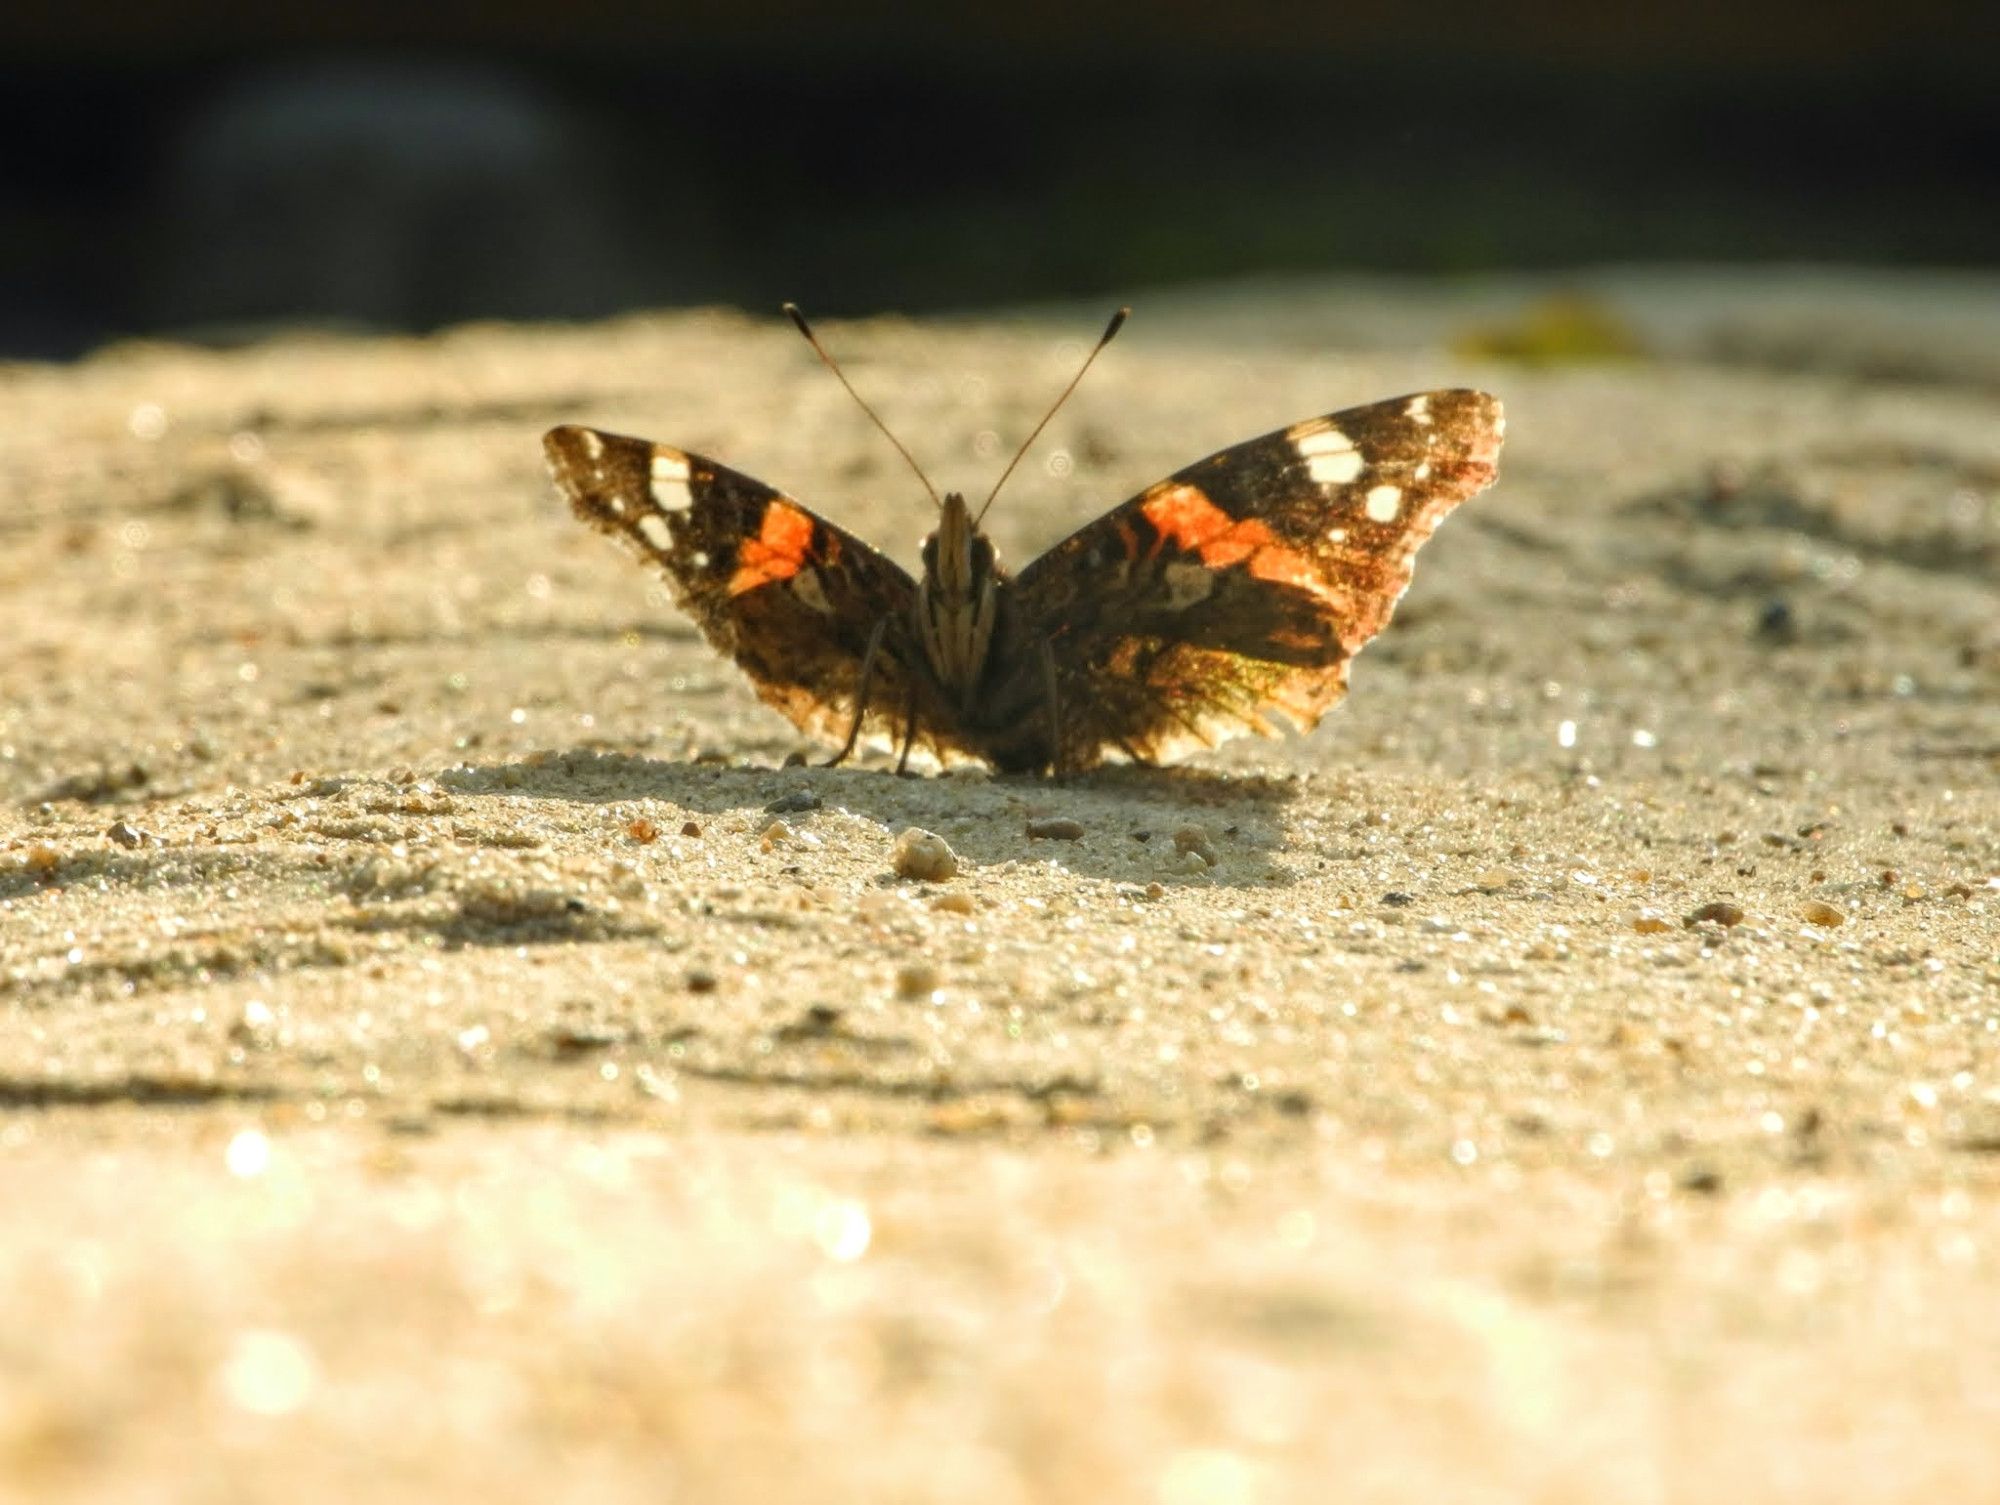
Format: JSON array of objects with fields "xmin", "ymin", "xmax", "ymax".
[{"xmin": 2, "ymin": 0, "xmax": 1994, "ymax": 358}]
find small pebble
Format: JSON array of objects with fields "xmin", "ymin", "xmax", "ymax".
[
  {"xmin": 681, "ymin": 820, "xmax": 703, "ymax": 839},
  {"xmin": 106, "ymin": 819, "xmax": 154, "ymax": 849},
  {"xmin": 1679, "ymin": 1164, "xmax": 1725, "ymax": 1195},
  {"xmin": 1630, "ymin": 909, "xmax": 1673, "ymax": 935},
  {"xmin": 1801, "ymin": 900, "xmax": 1846, "ymax": 928},
  {"xmin": 1685, "ymin": 901, "xmax": 1745, "ymax": 928},
  {"xmin": 1144, "ymin": 882, "xmax": 1166, "ymax": 900},
  {"xmin": 1755, "ymin": 599, "xmax": 1796, "ymax": 642},
  {"xmin": 685, "ymin": 966, "xmax": 719, "ymax": 993},
  {"xmin": 1380, "ymin": 891, "xmax": 1415, "ymax": 908},
  {"xmin": 544, "ymin": 1020, "xmax": 625, "ymax": 1055},
  {"xmin": 1474, "ymin": 866, "xmax": 1514, "ymax": 891},
  {"xmin": 764, "ymin": 789, "xmax": 822, "ymax": 814},
  {"xmin": 781, "ymin": 1003, "xmax": 842, "ymax": 1037},
  {"xmin": 760, "ymin": 819, "xmax": 794, "ymax": 848},
  {"xmin": 1172, "ymin": 824, "xmax": 1217, "ymax": 866},
  {"xmin": 930, "ymin": 891, "xmax": 977, "ymax": 915},
  {"xmin": 896, "ymin": 962, "xmax": 941, "ymax": 999},
  {"xmin": 625, "ymin": 816, "xmax": 661, "ymax": 844},
  {"xmin": 24, "ymin": 844, "xmax": 60, "ymax": 875},
  {"xmin": 892, "ymin": 828, "xmax": 958, "ymax": 881},
  {"xmin": 1027, "ymin": 817, "xmax": 1085, "ymax": 841}
]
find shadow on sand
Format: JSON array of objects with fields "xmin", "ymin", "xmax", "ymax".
[{"xmin": 441, "ymin": 750, "xmax": 1309, "ymax": 887}]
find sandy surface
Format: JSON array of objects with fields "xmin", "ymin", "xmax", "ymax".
[{"xmin": 3, "ymin": 272, "xmax": 1999, "ymax": 1502}]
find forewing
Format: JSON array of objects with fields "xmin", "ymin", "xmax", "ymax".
[
  {"xmin": 545, "ymin": 424, "xmax": 925, "ymax": 749},
  {"xmin": 1003, "ymin": 390, "xmax": 1503, "ymax": 767}
]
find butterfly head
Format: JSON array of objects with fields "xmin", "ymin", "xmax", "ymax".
[{"xmin": 921, "ymin": 491, "xmax": 1002, "ymax": 601}]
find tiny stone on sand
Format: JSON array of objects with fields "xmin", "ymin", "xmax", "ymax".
[
  {"xmin": 897, "ymin": 962, "xmax": 941, "ymax": 998},
  {"xmin": 1685, "ymin": 900, "xmax": 1746, "ymax": 928},
  {"xmin": 1172, "ymin": 825, "xmax": 1217, "ymax": 867},
  {"xmin": 892, "ymin": 828, "xmax": 958, "ymax": 882},
  {"xmin": 1027, "ymin": 817, "xmax": 1086, "ymax": 841}
]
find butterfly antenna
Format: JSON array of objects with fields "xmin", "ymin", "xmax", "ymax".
[
  {"xmin": 976, "ymin": 306, "xmax": 1128, "ymax": 525},
  {"xmin": 782, "ymin": 302, "xmax": 941, "ymax": 510}
]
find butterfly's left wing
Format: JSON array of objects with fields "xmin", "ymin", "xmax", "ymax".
[{"xmin": 999, "ymin": 390, "xmax": 1503, "ymax": 768}]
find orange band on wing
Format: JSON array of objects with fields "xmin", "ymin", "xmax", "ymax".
[
  {"xmin": 727, "ymin": 501, "xmax": 817, "ymax": 596},
  {"xmin": 1141, "ymin": 484, "xmax": 1321, "ymax": 592}
]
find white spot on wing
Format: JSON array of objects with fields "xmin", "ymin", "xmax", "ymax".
[
  {"xmin": 1406, "ymin": 394, "xmax": 1433, "ymax": 425},
  {"xmin": 1294, "ymin": 425, "xmax": 1355, "ymax": 458},
  {"xmin": 1307, "ymin": 450, "xmax": 1364, "ymax": 486},
  {"xmin": 1296, "ymin": 426, "xmax": 1365, "ymax": 483},
  {"xmin": 1414, "ymin": 461, "xmax": 1432, "ymax": 481},
  {"xmin": 638, "ymin": 514, "xmax": 674, "ymax": 551},
  {"xmin": 650, "ymin": 451, "xmax": 693, "ymax": 511},
  {"xmin": 1326, "ymin": 525, "xmax": 1347, "ymax": 543},
  {"xmin": 1364, "ymin": 485, "xmax": 1402, "ymax": 523}
]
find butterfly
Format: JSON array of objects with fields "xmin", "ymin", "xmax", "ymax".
[{"xmin": 544, "ymin": 305, "xmax": 1503, "ymax": 775}]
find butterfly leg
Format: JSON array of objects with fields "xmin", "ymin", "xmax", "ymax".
[
  {"xmin": 1116, "ymin": 737, "xmax": 1155, "ymax": 768},
  {"xmin": 823, "ymin": 618, "xmax": 888, "ymax": 768},
  {"xmin": 894, "ymin": 688, "xmax": 920, "ymax": 775},
  {"xmin": 1039, "ymin": 639, "xmax": 1067, "ymax": 780}
]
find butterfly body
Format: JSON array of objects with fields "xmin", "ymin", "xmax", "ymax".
[
  {"xmin": 914, "ymin": 491, "xmax": 1005, "ymax": 717},
  {"xmin": 545, "ymin": 382, "xmax": 1503, "ymax": 775}
]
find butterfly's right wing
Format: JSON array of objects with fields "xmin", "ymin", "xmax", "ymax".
[{"xmin": 545, "ymin": 424, "xmax": 926, "ymax": 749}]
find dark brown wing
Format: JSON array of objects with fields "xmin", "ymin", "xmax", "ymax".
[
  {"xmin": 995, "ymin": 390, "xmax": 1503, "ymax": 769},
  {"xmin": 545, "ymin": 424, "xmax": 929, "ymax": 751}
]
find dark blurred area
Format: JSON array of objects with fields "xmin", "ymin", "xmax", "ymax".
[{"xmin": 2, "ymin": 1, "xmax": 1995, "ymax": 358}]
